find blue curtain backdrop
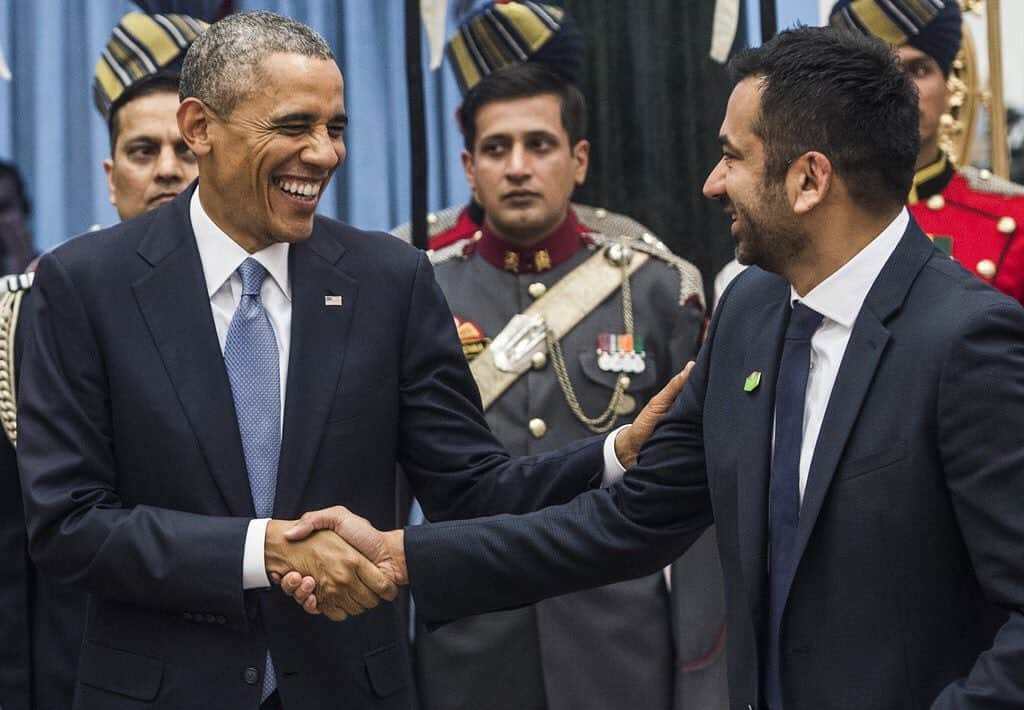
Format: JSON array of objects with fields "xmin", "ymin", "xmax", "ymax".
[
  {"xmin": 0, "ymin": 0, "xmax": 468, "ymax": 252},
  {"xmin": 0, "ymin": 0, "xmax": 823, "ymax": 253}
]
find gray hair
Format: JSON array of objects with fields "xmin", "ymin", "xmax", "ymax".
[{"xmin": 179, "ymin": 11, "xmax": 334, "ymax": 117}]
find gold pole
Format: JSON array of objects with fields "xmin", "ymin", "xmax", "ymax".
[{"xmin": 986, "ymin": 0, "xmax": 1009, "ymax": 178}]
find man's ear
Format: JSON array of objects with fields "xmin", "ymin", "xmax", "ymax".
[
  {"xmin": 461, "ymin": 149, "xmax": 476, "ymax": 192},
  {"xmin": 102, "ymin": 158, "xmax": 116, "ymax": 206},
  {"xmin": 572, "ymin": 139, "xmax": 590, "ymax": 186},
  {"xmin": 788, "ymin": 151, "xmax": 833, "ymax": 215},
  {"xmin": 178, "ymin": 98, "xmax": 213, "ymax": 157}
]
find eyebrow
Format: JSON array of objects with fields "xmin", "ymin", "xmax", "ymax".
[
  {"xmin": 271, "ymin": 112, "xmax": 349, "ymax": 127},
  {"xmin": 718, "ymin": 134, "xmax": 740, "ymax": 153}
]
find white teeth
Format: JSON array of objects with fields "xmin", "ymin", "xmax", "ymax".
[{"xmin": 275, "ymin": 178, "xmax": 320, "ymax": 198}]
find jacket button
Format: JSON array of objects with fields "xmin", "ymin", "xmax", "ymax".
[
  {"xmin": 244, "ymin": 666, "xmax": 260, "ymax": 685},
  {"xmin": 183, "ymin": 612, "xmax": 193, "ymax": 621},
  {"xmin": 976, "ymin": 259, "xmax": 997, "ymax": 279},
  {"xmin": 216, "ymin": 615, "xmax": 227, "ymax": 625},
  {"xmin": 206, "ymin": 614, "xmax": 217, "ymax": 624},
  {"xmin": 528, "ymin": 418, "xmax": 547, "ymax": 438}
]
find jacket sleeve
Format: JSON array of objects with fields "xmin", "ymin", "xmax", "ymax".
[
  {"xmin": 404, "ymin": 273, "xmax": 727, "ymax": 624},
  {"xmin": 0, "ymin": 433, "xmax": 31, "ymax": 710},
  {"xmin": 17, "ymin": 252, "xmax": 250, "ymax": 623},
  {"xmin": 931, "ymin": 300, "xmax": 1024, "ymax": 708}
]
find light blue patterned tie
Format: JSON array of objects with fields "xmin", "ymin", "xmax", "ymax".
[{"xmin": 224, "ymin": 257, "xmax": 280, "ymax": 703}]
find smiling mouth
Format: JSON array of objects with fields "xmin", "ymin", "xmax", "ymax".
[{"xmin": 273, "ymin": 177, "xmax": 322, "ymax": 203}]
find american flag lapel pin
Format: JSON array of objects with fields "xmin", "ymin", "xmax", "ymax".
[{"xmin": 324, "ymin": 295, "xmax": 344, "ymax": 307}]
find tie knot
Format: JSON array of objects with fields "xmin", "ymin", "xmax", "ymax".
[
  {"xmin": 237, "ymin": 258, "xmax": 268, "ymax": 297},
  {"xmin": 786, "ymin": 302, "xmax": 824, "ymax": 341}
]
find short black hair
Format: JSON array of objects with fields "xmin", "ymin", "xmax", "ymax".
[
  {"xmin": 459, "ymin": 62, "xmax": 587, "ymax": 152},
  {"xmin": 107, "ymin": 72, "xmax": 181, "ymax": 153},
  {"xmin": 728, "ymin": 25, "xmax": 919, "ymax": 210},
  {"xmin": 0, "ymin": 161, "xmax": 30, "ymax": 216}
]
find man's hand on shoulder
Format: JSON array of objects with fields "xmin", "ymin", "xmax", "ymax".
[
  {"xmin": 272, "ymin": 506, "xmax": 407, "ymax": 619},
  {"xmin": 614, "ymin": 360, "xmax": 694, "ymax": 469}
]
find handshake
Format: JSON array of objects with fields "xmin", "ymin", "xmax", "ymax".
[
  {"xmin": 262, "ymin": 360, "xmax": 693, "ymax": 622},
  {"xmin": 264, "ymin": 507, "xmax": 407, "ymax": 621}
]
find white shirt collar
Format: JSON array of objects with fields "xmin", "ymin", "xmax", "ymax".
[
  {"xmin": 190, "ymin": 188, "xmax": 291, "ymax": 301},
  {"xmin": 793, "ymin": 208, "xmax": 908, "ymax": 328}
]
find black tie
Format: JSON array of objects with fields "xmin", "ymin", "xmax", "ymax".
[{"xmin": 765, "ymin": 302, "xmax": 823, "ymax": 710}]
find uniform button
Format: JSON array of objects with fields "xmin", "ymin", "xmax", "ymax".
[
  {"xmin": 206, "ymin": 614, "xmax": 217, "ymax": 624},
  {"xmin": 528, "ymin": 282, "xmax": 547, "ymax": 299},
  {"xmin": 594, "ymin": 208, "xmax": 608, "ymax": 219},
  {"xmin": 216, "ymin": 616, "xmax": 227, "ymax": 625},
  {"xmin": 472, "ymin": 229, "xmax": 483, "ymax": 241},
  {"xmin": 183, "ymin": 612, "xmax": 193, "ymax": 621},
  {"xmin": 243, "ymin": 666, "xmax": 260, "ymax": 685},
  {"xmin": 641, "ymin": 232, "xmax": 658, "ymax": 245},
  {"xmin": 530, "ymin": 351, "xmax": 548, "ymax": 370},
  {"xmin": 976, "ymin": 259, "xmax": 997, "ymax": 279},
  {"xmin": 426, "ymin": 212, "xmax": 438, "ymax": 225},
  {"xmin": 998, "ymin": 216, "xmax": 1017, "ymax": 235},
  {"xmin": 926, "ymin": 194, "xmax": 945, "ymax": 210},
  {"xmin": 980, "ymin": 168, "xmax": 993, "ymax": 180},
  {"xmin": 528, "ymin": 418, "xmax": 547, "ymax": 438}
]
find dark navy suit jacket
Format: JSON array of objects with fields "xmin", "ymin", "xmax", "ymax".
[
  {"xmin": 16, "ymin": 184, "xmax": 603, "ymax": 710},
  {"xmin": 0, "ymin": 295, "xmax": 85, "ymax": 710},
  {"xmin": 407, "ymin": 220, "xmax": 1024, "ymax": 710}
]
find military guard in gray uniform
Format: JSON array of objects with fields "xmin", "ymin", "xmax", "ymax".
[
  {"xmin": 0, "ymin": 14, "xmax": 205, "ymax": 710},
  {"xmin": 393, "ymin": 5, "xmax": 728, "ymax": 709}
]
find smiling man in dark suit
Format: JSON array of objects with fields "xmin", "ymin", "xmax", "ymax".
[
  {"xmin": 282, "ymin": 25, "xmax": 1024, "ymax": 710},
  {"xmin": 14, "ymin": 11, "xmax": 681, "ymax": 710}
]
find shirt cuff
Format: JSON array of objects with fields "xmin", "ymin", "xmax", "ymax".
[
  {"xmin": 242, "ymin": 518, "xmax": 271, "ymax": 590},
  {"xmin": 601, "ymin": 425, "xmax": 630, "ymax": 486}
]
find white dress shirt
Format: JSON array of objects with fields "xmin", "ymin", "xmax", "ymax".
[
  {"xmin": 190, "ymin": 190, "xmax": 290, "ymax": 589},
  {"xmin": 788, "ymin": 208, "xmax": 908, "ymax": 500}
]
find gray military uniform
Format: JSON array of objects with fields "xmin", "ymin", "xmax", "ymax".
[{"xmin": 397, "ymin": 204, "xmax": 729, "ymax": 710}]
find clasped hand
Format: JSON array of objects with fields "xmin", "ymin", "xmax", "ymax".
[{"xmin": 264, "ymin": 508, "xmax": 406, "ymax": 621}]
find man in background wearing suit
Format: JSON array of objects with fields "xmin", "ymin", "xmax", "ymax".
[
  {"xmin": 16, "ymin": 11, "xmax": 672, "ymax": 710},
  {"xmin": 0, "ymin": 13, "xmax": 205, "ymax": 710},
  {"xmin": 284, "ymin": 25, "xmax": 1024, "ymax": 710}
]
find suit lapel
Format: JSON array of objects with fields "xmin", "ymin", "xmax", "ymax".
[
  {"xmin": 790, "ymin": 221, "xmax": 937, "ymax": 574},
  {"xmin": 734, "ymin": 279, "xmax": 790, "ymax": 621},
  {"xmin": 131, "ymin": 186, "xmax": 254, "ymax": 517},
  {"xmin": 272, "ymin": 225, "xmax": 359, "ymax": 519}
]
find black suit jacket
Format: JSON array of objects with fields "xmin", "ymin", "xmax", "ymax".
[
  {"xmin": 407, "ymin": 220, "xmax": 1024, "ymax": 709},
  {"xmin": 17, "ymin": 185, "xmax": 604, "ymax": 710},
  {"xmin": 0, "ymin": 292, "xmax": 85, "ymax": 710}
]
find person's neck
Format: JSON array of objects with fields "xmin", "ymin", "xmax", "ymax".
[
  {"xmin": 785, "ymin": 204, "xmax": 902, "ymax": 297},
  {"xmin": 197, "ymin": 182, "xmax": 262, "ymax": 254},
  {"xmin": 914, "ymin": 143, "xmax": 943, "ymax": 172},
  {"xmin": 484, "ymin": 215, "xmax": 564, "ymax": 248}
]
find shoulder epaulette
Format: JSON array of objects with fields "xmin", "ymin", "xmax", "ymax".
[
  {"xmin": 0, "ymin": 271, "xmax": 31, "ymax": 446},
  {"xmin": 0, "ymin": 271, "xmax": 33, "ymax": 294},
  {"xmin": 428, "ymin": 237, "xmax": 475, "ymax": 266},
  {"xmin": 391, "ymin": 205, "xmax": 467, "ymax": 242},
  {"xmin": 960, "ymin": 166, "xmax": 1024, "ymax": 198},
  {"xmin": 579, "ymin": 205, "xmax": 705, "ymax": 310}
]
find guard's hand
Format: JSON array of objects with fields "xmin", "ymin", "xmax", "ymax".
[
  {"xmin": 614, "ymin": 360, "xmax": 694, "ymax": 468},
  {"xmin": 279, "ymin": 507, "xmax": 408, "ymax": 619},
  {"xmin": 264, "ymin": 519, "xmax": 398, "ymax": 622}
]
